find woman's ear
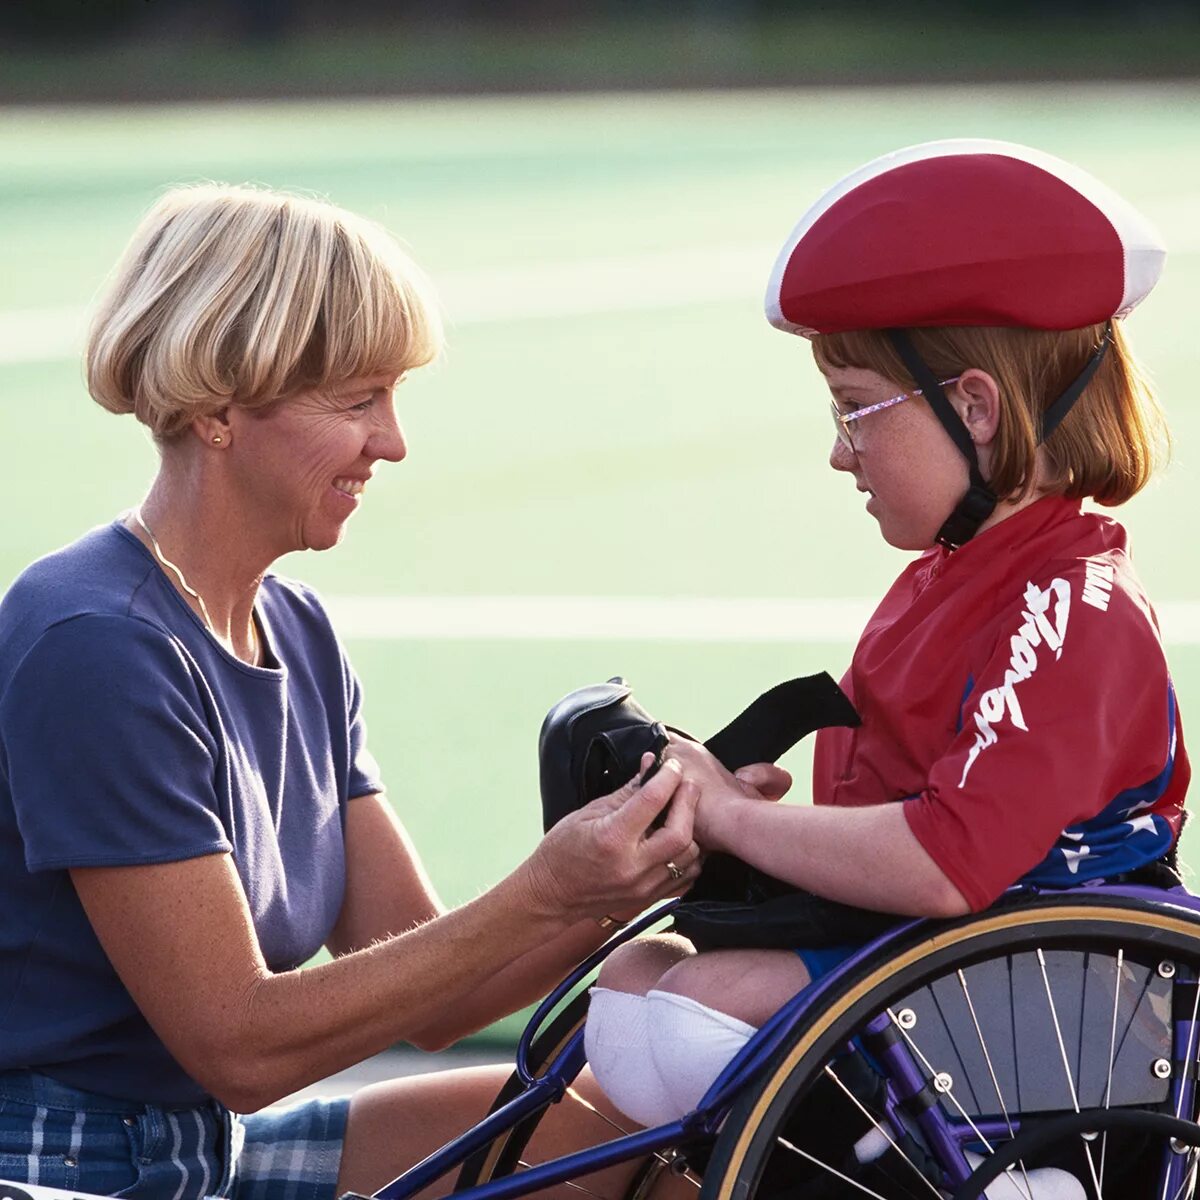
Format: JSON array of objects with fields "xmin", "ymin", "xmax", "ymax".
[
  {"xmin": 190, "ymin": 408, "xmax": 232, "ymax": 449},
  {"xmin": 950, "ymin": 370, "xmax": 1001, "ymax": 447}
]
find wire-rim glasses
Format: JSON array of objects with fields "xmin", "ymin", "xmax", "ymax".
[{"xmin": 831, "ymin": 376, "xmax": 962, "ymax": 450}]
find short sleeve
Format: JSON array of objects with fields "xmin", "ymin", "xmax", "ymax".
[
  {"xmin": 1, "ymin": 614, "xmax": 232, "ymax": 871},
  {"xmin": 345, "ymin": 663, "xmax": 383, "ymax": 800},
  {"xmin": 903, "ymin": 569, "xmax": 1176, "ymax": 911}
]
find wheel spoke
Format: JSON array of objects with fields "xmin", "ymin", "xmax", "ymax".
[
  {"xmin": 821, "ymin": 1065, "xmax": 944, "ymax": 1199},
  {"xmin": 1036, "ymin": 949, "xmax": 1104, "ymax": 1198},
  {"xmin": 958, "ymin": 967, "xmax": 1034, "ymax": 1200},
  {"xmin": 518, "ymin": 1160, "xmax": 612, "ymax": 1200},
  {"xmin": 1169, "ymin": 1149, "xmax": 1199, "ymax": 1200},
  {"xmin": 1097, "ymin": 948, "xmax": 1124, "ymax": 1192},
  {"xmin": 1173, "ymin": 967, "xmax": 1200, "ymax": 1123},
  {"xmin": 774, "ymin": 1136, "xmax": 893, "ymax": 1200},
  {"xmin": 885, "ymin": 1008, "xmax": 1037, "ymax": 1200},
  {"xmin": 564, "ymin": 1087, "xmax": 702, "ymax": 1191}
]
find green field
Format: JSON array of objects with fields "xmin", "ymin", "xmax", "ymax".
[{"xmin": 2, "ymin": 85, "xmax": 1199, "ymax": 1041}]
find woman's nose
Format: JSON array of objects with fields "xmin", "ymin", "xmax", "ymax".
[{"xmin": 369, "ymin": 401, "xmax": 408, "ymax": 463}]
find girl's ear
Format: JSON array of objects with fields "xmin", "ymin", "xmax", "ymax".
[{"xmin": 950, "ymin": 370, "xmax": 1001, "ymax": 447}]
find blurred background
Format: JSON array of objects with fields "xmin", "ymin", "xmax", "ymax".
[{"xmin": 2, "ymin": 2, "xmax": 1199, "ymax": 1053}]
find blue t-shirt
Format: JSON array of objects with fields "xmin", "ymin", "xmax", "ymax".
[{"xmin": 0, "ymin": 522, "xmax": 383, "ymax": 1104}]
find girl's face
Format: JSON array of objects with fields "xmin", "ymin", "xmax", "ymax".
[{"xmin": 820, "ymin": 362, "xmax": 975, "ymax": 552}]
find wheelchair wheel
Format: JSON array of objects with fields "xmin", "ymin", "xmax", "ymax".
[
  {"xmin": 456, "ymin": 991, "xmax": 680, "ymax": 1199},
  {"xmin": 700, "ymin": 895, "xmax": 1200, "ymax": 1200}
]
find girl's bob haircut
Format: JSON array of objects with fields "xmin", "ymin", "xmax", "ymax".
[
  {"xmin": 87, "ymin": 183, "xmax": 443, "ymax": 441},
  {"xmin": 812, "ymin": 322, "xmax": 1169, "ymax": 507}
]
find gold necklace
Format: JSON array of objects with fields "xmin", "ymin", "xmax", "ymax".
[{"xmin": 133, "ymin": 509, "xmax": 260, "ymax": 665}]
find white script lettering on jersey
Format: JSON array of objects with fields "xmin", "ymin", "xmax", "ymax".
[
  {"xmin": 1081, "ymin": 558, "xmax": 1116, "ymax": 612},
  {"xmin": 958, "ymin": 578, "xmax": 1072, "ymax": 787}
]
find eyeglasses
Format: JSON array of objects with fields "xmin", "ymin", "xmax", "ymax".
[{"xmin": 831, "ymin": 376, "xmax": 962, "ymax": 450}]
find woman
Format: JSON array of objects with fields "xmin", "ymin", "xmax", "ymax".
[
  {"xmin": 584, "ymin": 140, "xmax": 1190, "ymax": 1143},
  {"xmin": 0, "ymin": 184, "xmax": 704, "ymax": 1200}
]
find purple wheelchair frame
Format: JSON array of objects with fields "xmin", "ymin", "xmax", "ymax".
[{"xmin": 375, "ymin": 883, "xmax": 1200, "ymax": 1200}]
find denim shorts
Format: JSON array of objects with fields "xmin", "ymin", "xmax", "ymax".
[{"xmin": 0, "ymin": 1071, "xmax": 349, "ymax": 1200}]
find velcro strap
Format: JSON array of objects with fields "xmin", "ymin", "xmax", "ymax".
[{"xmin": 935, "ymin": 483, "xmax": 998, "ymax": 551}]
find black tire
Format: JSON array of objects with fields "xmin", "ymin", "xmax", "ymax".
[
  {"xmin": 700, "ymin": 895, "xmax": 1200, "ymax": 1200},
  {"xmin": 456, "ymin": 991, "xmax": 592, "ymax": 1189}
]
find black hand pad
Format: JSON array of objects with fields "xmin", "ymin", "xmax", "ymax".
[
  {"xmin": 537, "ymin": 672, "xmax": 859, "ymax": 836},
  {"xmin": 539, "ymin": 678, "xmax": 669, "ymax": 832}
]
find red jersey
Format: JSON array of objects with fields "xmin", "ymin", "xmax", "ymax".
[{"xmin": 812, "ymin": 495, "xmax": 1188, "ymax": 912}]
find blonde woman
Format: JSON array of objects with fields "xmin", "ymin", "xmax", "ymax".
[
  {"xmin": 0, "ymin": 185, "xmax": 703, "ymax": 1200},
  {"xmin": 583, "ymin": 142, "xmax": 1189, "ymax": 1174}
]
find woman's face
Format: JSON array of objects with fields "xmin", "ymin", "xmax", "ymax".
[
  {"xmin": 820, "ymin": 362, "xmax": 972, "ymax": 551},
  {"xmin": 227, "ymin": 372, "xmax": 408, "ymax": 555}
]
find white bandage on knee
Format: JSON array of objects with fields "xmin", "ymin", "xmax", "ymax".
[
  {"xmin": 645, "ymin": 990, "xmax": 755, "ymax": 1121},
  {"xmin": 584, "ymin": 987, "xmax": 676, "ymax": 1127}
]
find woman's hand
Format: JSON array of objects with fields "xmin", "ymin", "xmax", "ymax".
[
  {"xmin": 523, "ymin": 755, "xmax": 702, "ymax": 923},
  {"xmin": 664, "ymin": 735, "xmax": 792, "ymax": 849}
]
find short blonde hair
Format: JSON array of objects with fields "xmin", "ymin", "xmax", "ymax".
[
  {"xmin": 87, "ymin": 184, "xmax": 443, "ymax": 441},
  {"xmin": 812, "ymin": 322, "xmax": 1169, "ymax": 506}
]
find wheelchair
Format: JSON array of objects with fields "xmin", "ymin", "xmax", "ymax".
[{"xmin": 371, "ymin": 881, "xmax": 1200, "ymax": 1200}]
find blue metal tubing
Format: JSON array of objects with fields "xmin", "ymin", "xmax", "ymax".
[
  {"xmin": 517, "ymin": 903, "xmax": 676, "ymax": 1085},
  {"xmin": 951, "ymin": 1118, "xmax": 1021, "ymax": 1146},
  {"xmin": 420, "ymin": 1122, "xmax": 696, "ymax": 1200},
  {"xmin": 376, "ymin": 1080, "xmax": 562, "ymax": 1200}
]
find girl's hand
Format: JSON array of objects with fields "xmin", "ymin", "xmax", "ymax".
[
  {"xmin": 732, "ymin": 761, "xmax": 793, "ymax": 802},
  {"xmin": 664, "ymin": 736, "xmax": 791, "ymax": 848},
  {"xmin": 524, "ymin": 755, "xmax": 702, "ymax": 922}
]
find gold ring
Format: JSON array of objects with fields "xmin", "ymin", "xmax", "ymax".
[{"xmin": 666, "ymin": 860, "xmax": 685, "ymax": 881}]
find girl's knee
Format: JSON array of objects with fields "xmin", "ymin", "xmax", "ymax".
[
  {"xmin": 656, "ymin": 949, "xmax": 811, "ymax": 1026},
  {"xmin": 594, "ymin": 932, "xmax": 696, "ymax": 995}
]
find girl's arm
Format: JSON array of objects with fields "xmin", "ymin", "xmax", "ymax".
[{"xmin": 668, "ymin": 738, "xmax": 968, "ymax": 917}]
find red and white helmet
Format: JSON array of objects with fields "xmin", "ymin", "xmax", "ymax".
[{"xmin": 765, "ymin": 138, "xmax": 1165, "ymax": 338}]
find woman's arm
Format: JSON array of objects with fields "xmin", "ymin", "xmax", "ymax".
[
  {"xmin": 324, "ymin": 792, "xmax": 641, "ymax": 1049},
  {"xmin": 668, "ymin": 739, "xmax": 969, "ymax": 917},
  {"xmin": 71, "ymin": 761, "xmax": 700, "ymax": 1112}
]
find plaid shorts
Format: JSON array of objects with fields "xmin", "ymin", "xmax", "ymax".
[{"xmin": 0, "ymin": 1071, "xmax": 350, "ymax": 1200}]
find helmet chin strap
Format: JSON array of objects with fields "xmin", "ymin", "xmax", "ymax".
[{"xmin": 885, "ymin": 323, "xmax": 1114, "ymax": 552}]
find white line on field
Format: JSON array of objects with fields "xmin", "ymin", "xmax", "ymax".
[
  {"xmin": 0, "ymin": 243, "xmax": 773, "ymax": 367},
  {"xmin": 322, "ymin": 594, "xmax": 1200, "ymax": 645}
]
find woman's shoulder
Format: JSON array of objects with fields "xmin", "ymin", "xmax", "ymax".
[
  {"xmin": 1, "ymin": 521, "xmax": 157, "ymax": 636},
  {"xmin": 0, "ymin": 529, "xmax": 202, "ymax": 706},
  {"xmin": 258, "ymin": 571, "xmax": 334, "ymax": 628}
]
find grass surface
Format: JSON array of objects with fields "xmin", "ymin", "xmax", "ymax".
[{"xmin": 2, "ymin": 85, "xmax": 1199, "ymax": 1042}]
